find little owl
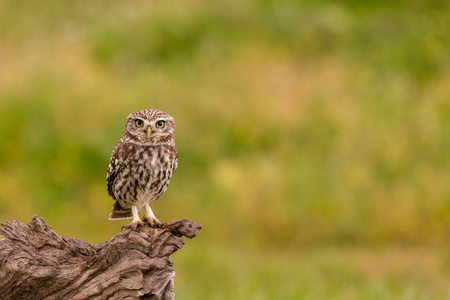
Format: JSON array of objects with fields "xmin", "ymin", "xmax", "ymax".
[{"xmin": 107, "ymin": 109, "xmax": 178, "ymax": 229}]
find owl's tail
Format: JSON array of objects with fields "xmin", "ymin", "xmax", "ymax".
[{"xmin": 109, "ymin": 201, "xmax": 133, "ymax": 220}]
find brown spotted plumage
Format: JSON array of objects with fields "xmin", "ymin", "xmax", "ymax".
[{"xmin": 107, "ymin": 109, "xmax": 178, "ymax": 229}]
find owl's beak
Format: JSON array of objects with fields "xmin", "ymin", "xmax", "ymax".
[{"xmin": 146, "ymin": 127, "xmax": 152, "ymax": 137}]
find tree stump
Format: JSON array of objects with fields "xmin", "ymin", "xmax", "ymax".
[{"xmin": 0, "ymin": 216, "xmax": 201, "ymax": 300}]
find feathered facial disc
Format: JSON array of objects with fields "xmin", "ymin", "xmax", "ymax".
[{"xmin": 122, "ymin": 109, "xmax": 176, "ymax": 145}]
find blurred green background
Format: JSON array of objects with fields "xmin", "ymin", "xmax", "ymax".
[{"xmin": 0, "ymin": 0, "xmax": 449, "ymax": 298}]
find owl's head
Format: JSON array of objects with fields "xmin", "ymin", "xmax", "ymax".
[{"xmin": 122, "ymin": 109, "xmax": 176, "ymax": 145}]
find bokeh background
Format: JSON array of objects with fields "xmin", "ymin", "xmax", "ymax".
[{"xmin": 1, "ymin": 0, "xmax": 449, "ymax": 298}]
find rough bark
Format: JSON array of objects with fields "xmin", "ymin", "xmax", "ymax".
[{"xmin": 0, "ymin": 216, "xmax": 201, "ymax": 300}]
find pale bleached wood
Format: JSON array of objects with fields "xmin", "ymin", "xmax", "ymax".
[{"xmin": 0, "ymin": 216, "xmax": 201, "ymax": 300}]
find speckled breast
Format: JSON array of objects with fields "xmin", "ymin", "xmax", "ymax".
[{"xmin": 114, "ymin": 143, "xmax": 177, "ymax": 209}]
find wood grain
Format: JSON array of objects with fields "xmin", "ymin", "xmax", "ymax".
[{"xmin": 0, "ymin": 216, "xmax": 201, "ymax": 300}]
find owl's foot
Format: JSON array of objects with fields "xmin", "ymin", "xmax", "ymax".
[
  {"xmin": 142, "ymin": 216, "xmax": 163, "ymax": 228},
  {"xmin": 122, "ymin": 219, "xmax": 146, "ymax": 231},
  {"xmin": 143, "ymin": 204, "xmax": 163, "ymax": 228}
]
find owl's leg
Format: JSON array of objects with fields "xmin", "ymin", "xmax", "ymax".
[
  {"xmin": 143, "ymin": 204, "xmax": 162, "ymax": 227},
  {"xmin": 122, "ymin": 205, "xmax": 145, "ymax": 230}
]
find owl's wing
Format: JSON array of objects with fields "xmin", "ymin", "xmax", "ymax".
[
  {"xmin": 106, "ymin": 144, "xmax": 123, "ymax": 199},
  {"xmin": 107, "ymin": 167, "xmax": 118, "ymax": 199},
  {"xmin": 173, "ymin": 152, "xmax": 178, "ymax": 174}
]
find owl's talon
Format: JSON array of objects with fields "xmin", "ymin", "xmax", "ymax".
[
  {"xmin": 142, "ymin": 217, "xmax": 162, "ymax": 228},
  {"xmin": 122, "ymin": 220, "xmax": 146, "ymax": 230}
]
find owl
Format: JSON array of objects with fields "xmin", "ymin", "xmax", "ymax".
[{"xmin": 107, "ymin": 109, "xmax": 178, "ymax": 230}]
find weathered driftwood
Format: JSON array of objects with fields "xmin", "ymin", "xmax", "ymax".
[{"xmin": 0, "ymin": 216, "xmax": 201, "ymax": 300}]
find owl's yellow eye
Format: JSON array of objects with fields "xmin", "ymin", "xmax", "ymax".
[
  {"xmin": 156, "ymin": 120, "xmax": 165, "ymax": 128},
  {"xmin": 135, "ymin": 119, "xmax": 144, "ymax": 127}
]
